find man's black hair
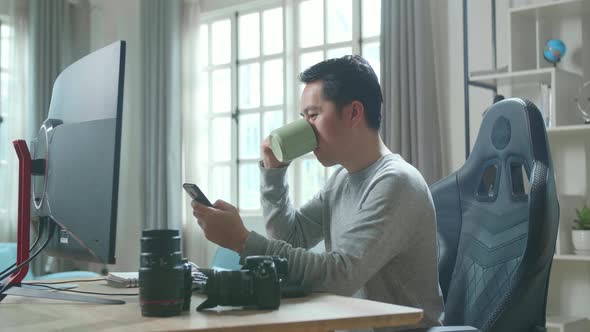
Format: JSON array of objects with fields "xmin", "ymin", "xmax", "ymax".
[{"xmin": 299, "ymin": 55, "xmax": 383, "ymax": 130}]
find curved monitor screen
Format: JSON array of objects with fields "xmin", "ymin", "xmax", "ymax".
[{"xmin": 34, "ymin": 41, "xmax": 126, "ymax": 264}]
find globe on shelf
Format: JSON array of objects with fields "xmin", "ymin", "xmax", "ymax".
[{"xmin": 543, "ymin": 39, "xmax": 566, "ymax": 65}]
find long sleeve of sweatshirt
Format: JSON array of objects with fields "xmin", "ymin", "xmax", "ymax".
[{"xmin": 258, "ymin": 162, "xmax": 325, "ymax": 250}]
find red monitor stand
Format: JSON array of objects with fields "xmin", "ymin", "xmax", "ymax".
[
  {"xmin": 0, "ymin": 140, "xmax": 123, "ymax": 304},
  {"xmin": 5, "ymin": 140, "xmax": 32, "ymax": 287}
]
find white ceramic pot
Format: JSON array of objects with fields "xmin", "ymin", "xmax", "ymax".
[{"xmin": 572, "ymin": 230, "xmax": 590, "ymax": 255}]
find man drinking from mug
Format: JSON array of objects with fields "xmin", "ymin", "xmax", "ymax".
[{"xmin": 192, "ymin": 55, "xmax": 443, "ymax": 331}]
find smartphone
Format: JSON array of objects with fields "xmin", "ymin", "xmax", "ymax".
[{"xmin": 183, "ymin": 183, "xmax": 213, "ymax": 207}]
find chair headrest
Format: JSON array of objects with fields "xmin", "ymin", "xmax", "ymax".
[{"xmin": 461, "ymin": 98, "xmax": 550, "ymax": 203}]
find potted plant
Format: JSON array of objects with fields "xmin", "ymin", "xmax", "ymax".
[{"xmin": 572, "ymin": 205, "xmax": 590, "ymax": 255}]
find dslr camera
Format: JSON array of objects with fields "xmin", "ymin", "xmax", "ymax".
[{"xmin": 196, "ymin": 255, "xmax": 288, "ymax": 311}]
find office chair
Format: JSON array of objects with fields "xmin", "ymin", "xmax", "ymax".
[{"xmin": 428, "ymin": 98, "xmax": 559, "ymax": 332}]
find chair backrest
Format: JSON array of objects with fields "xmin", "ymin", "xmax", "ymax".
[{"xmin": 430, "ymin": 99, "xmax": 559, "ymax": 332}]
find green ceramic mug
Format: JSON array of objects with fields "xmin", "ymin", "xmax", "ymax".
[{"xmin": 269, "ymin": 118, "xmax": 318, "ymax": 162}]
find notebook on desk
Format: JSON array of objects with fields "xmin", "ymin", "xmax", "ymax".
[{"xmin": 106, "ymin": 272, "xmax": 138, "ymax": 288}]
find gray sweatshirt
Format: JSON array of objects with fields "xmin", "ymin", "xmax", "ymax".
[{"xmin": 240, "ymin": 153, "xmax": 444, "ymax": 331}]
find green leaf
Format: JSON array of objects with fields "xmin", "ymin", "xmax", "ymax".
[
  {"xmin": 581, "ymin": 209, "xmax": 590, "ymax": 220},
  {"xmin": 574, "ymin": 206, "xmax": 590, "ymax": 228}
]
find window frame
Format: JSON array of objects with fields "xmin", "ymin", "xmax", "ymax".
[
  {"xmin": 234, "ymin": 6, "xmax": 287, "ymax": 214},
  {"xmin": 200, "ymin": 0, "xmax": 287, "ymax": 216}
]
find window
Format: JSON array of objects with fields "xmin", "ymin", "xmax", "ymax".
[
  {"xmin": 0, "ymin": 21, "xmax": 12, "ymax": 216},
  {"xmin": 196, "ymin": 0, "xmax": 381, "ymax": 214},
  {"xmin": 0, "ymin": 22, "xmax": 11, "ymax": 162},
  {"xmin": 199, "ymin": 5, "xmax": 286, "ymax": 215}
]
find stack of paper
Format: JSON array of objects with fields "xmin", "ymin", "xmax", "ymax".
[{"xmin": 106, "ymin": 272, "xmax": 138, "ymax": 288}]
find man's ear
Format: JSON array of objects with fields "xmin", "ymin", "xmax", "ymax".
[{"xmin": 349, "ymin": 101, "xmax": 365, "ymax": 127}]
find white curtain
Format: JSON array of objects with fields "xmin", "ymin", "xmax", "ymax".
[
  {"xmin": 30, "ymin": 0, "xmax": 90, "ymax": 274},
  {"xmin": 140, "ymin": 0, "xmax": 183, "ymax": 231},
  {"xmin": 0, "ymin": 0, "xmax": 31, "ymax": 243},
  {"xmin": 140, "ymin": 0, "xmax": 213, "ymax": 267},
  {"xmin": 380, "ymin": 0, "xmax": 445, "ymax": 184},
  {"xmin": 180, "ymin": 0, "xmax": 215, "ymax": 267},
  {"xmin": 31, "ymin": 0, "xmax": 91, "ymax": 136}
]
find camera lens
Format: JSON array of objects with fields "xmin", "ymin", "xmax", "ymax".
[
  {"xmin": 139, "ymin": 229, "xmax": 188, "ymax": 317},
  {"xmin": 196, "ymin": 256, "xmax": 285, "ymax": 311},
  {"xmin": 205, "ymin": 270, "xmax": 255, "ymax": 307}
]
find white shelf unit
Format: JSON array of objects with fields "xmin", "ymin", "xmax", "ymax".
[
  {"xmin": 547, "ymin": 124, "xmax": 590, "ymax": 135},
  {"xmin": 546, "ymin": 315, "xmax": 589, "ymax": 332},
  {"xmin": 547, "ymin": 126, "xmax": 590, "ymax": 256},
  {"xmin": 554, "ymin": 254, "xmax": 590, "ymax": 262},
  {"xmin": 509, "ymin": 0, "xmax": 590, "ymax": 72},
  {"xmin": 545, "ymin": 108, "xmax": 590, "ymax": 331},
  {"xmin": 470, "ymin": 67, "xmax": 583, "ymax": 127}
]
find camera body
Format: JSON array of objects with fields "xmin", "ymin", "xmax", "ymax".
[
  {"xmin": 139, "ymin": 229, "xmax": 192, "ymax": 317},
  {"xmin": 196, "ymin": 255, "xmax": 288, "ymax": 311}
]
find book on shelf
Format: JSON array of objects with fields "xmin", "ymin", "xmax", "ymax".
[
  {"xmin": 106, "ymin": 272, "xmax": 138, "ymax": 288},
  {"xmin": 540, "ymin": 83, "xmax": 552, "ymax": 127}
]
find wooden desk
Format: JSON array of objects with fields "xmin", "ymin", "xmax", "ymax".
[{"xmin": 1, "ymin": 279, "xmax": 423, "ymax": 332}]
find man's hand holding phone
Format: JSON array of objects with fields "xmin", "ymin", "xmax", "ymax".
[
  {"xmin": 183, "ymin": 183, "xmax": 213, "ymax": 207},
  {"xmin": 184, "ymin": 183, "xmax": 249, "ymax": 253}
]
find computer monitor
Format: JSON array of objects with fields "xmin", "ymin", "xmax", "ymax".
[{"xmin": 31, "ymin": 41, "xmax": 126, "ymax": 265}]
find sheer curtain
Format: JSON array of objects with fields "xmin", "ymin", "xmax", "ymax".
[
  {"xmin": 140, "ymin": 0, "xmax": 214, "ymax": 266},
  {"xmin": 380, "ymin": 0, "xmax": 445, "ymax": 184},
  {"xmin": 180, "ymin": 0, "xmax": 215, "ymax": 267},
  {"xmin": 0, "ymin": 0, "xmax": 31, "ymax": 243},
  {"xmin": 29, "ymin": 0, "xmax": 78, "ymax": 131},
  {"xmin": 140, "ymin": 0, "xmax": 183, "ymax": 232},
  {"xmin": 29, "ymin": 0, "xmax": 90, "ymax": 275}
]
